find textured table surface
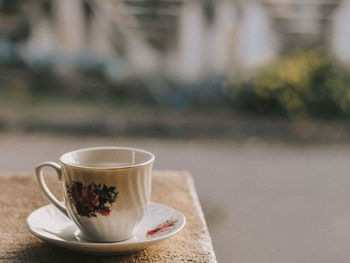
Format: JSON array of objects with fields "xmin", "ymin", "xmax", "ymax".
[{"xmin": 0, "ymin": 170, "xmax": 216, "ymax": 263}]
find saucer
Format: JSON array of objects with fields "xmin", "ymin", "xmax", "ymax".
[{"xmin": 26, "ymin": 202, "xmax": 186, "ymax": 255}]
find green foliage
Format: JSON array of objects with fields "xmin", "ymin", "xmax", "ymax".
[
  {"xmin": 224, "ymin": 50, "xmax": 350, "ymax": 119},
  {"xmin": 92, "ymin": 183, "xmax": 118, "ymax": 207}
]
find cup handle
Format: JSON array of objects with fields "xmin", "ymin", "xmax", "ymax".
[{"xmin": 35, "ymin": 161, "xmax": 68, "ymax": 217}]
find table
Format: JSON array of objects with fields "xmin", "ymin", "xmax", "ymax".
[{"xmin": 0, "ymin": 170, "xmax": 216, "ymax": 262}]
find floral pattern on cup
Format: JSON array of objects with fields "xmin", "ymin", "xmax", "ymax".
[
  {"xmin": 67, "ymin": 181, "xmax": 119, "ymax": 218},
  {"xmin": 146, "ymin": 219, "xmax": 178, "ymax": 237}
]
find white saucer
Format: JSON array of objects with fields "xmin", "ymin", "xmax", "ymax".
[{"xmin": 26, "ymin": 202, "xmax": 186, "ymax": 255}]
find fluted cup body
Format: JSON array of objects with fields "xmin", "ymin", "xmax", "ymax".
[{"xmin": 57, "ymin": 147, "xmax": 154, "ymax": 242}]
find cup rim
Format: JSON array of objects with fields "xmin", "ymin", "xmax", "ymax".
[{"xmin": 59, "ymin": 146, "xmax": 155, "ymax": 170}]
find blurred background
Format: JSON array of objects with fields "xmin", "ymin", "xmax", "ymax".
[{"xmin": 3, "ymin": 0, "xmax": 350, "ymax": 262}]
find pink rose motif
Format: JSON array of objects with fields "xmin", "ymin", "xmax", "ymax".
[
  {"xmin": 99, "ymin": 206, "xmax": 111, "ymax": 216},
  {"xmin": 70, "ymin": 185, "xmax": 100, "ymax": 216},
  {"xmin": 81, "ymin": 188, "xmax": 99, "ymax": 210}
]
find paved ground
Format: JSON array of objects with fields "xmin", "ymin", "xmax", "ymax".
[{"xmin": 2, "ymin": 132, "xmax": 350, "ymax": 262}]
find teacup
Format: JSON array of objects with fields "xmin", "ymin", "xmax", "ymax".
[{"xmin": 35, "ymin": 147, "xmax": 154, "ymax": 242}]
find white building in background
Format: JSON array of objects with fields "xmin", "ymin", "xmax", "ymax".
[
  {"xmin": 6, "ymin": 0, "xmax": 350, "ymax": 81},
  {"xmin": 20, "ymin": 0, "xmax": 279, "ymax": 83},
  {"xmin": 331, "ymin": 0, "xmax": 350, "ymax": 65},
  {"xmin": 236, "ymin": 1, "xmax": 278, "ymax": 71},
  {"xmin": 22, "ymin": 0, "xmax": 115, "ymax": 65}
]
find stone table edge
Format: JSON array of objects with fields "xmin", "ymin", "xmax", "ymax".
[
  {"xmin": 1, "ymin": 170, "xmax": 218, "ymax": 262},
  {"xmin": 182, "ymin": 170, "xmax": 217, "ymax": 263}
]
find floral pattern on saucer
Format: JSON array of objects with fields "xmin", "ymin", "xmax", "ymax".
[
  {"xmin": 27, "ymin": 203, "xmax": 186, "ymax": 255},
  {"xmin": 146, "ymin": 219, "xmax": 178, "ymax": 237},
  {"xmin": 67, "ymin": 181, "xmax": 119, "ymax": 218}
]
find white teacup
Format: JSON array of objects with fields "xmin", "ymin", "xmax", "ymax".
[{"xmin": 35, "ymin": 147, "xmax": 154, "ymax": 242}]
